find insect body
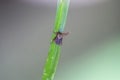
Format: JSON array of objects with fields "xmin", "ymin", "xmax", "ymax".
[{"xmin": 52, "ymin": 31, "xmax": 69, "ymax": 45}]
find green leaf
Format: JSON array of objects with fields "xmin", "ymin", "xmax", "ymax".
[{"xmin": 42, "ymin": 0, "xmax": 70, "ymax": 80}]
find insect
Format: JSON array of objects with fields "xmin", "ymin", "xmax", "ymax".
[{"xmin": 52, "ymin": 31, "xmax": 69, "ymax": 45}]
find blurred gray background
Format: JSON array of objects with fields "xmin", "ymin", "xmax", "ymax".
[{"xmin": 0, "ymin": 0, "xmax": 120, "ymax": 80}]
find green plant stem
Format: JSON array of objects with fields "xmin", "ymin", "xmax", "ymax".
[{"xmin": 42, "ymin": 0, "xmax": 70, "ymax": 80}]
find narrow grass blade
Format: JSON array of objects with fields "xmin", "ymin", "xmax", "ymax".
[{"xmin": 42, "ymin": 0, "xmax": 70, "ymax": 80}]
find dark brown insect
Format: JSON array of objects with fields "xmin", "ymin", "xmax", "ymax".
[{"xmin": 52, "ymin": 31, "xmax": 69, "ymax": 45}]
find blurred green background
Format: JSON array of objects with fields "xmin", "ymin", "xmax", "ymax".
[{"xmin": 0, "ymin": 0, "xmax": 120, "ymax": 80}]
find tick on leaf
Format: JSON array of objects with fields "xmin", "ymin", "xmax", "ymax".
[{"xmin": 52, "ymin": 31, "xmax": 69, "ymax": 45}]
